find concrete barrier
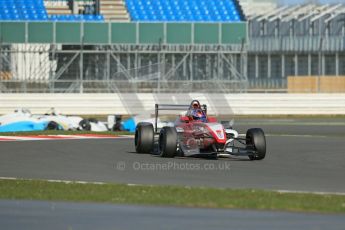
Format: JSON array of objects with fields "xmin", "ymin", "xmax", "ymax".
[{"xmin": 0, "ymin": 93, "xmax": 345, "ymax": 115}]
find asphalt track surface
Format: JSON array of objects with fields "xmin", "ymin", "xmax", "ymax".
[
  {"xmin": 1, "ymin": 121, "xmax": 345, "ymax": 229},
  {"xmin": 1, "ymin": 199, "xmax": 345, "ymax": 230},
  {"xmin": 1, "ymin": 121, "xmax": 345, "ymax": 193}
]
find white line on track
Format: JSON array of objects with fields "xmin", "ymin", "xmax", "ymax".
[
  {"xmin": 1, "ymin": 177, "xmax": 344, "ymax": 196},
  {"xmin": 265, "ymin": 134, "xmax": 329, "ymax": 138},
  {"xmin": 238, "ymin": 134, "xmax": 329, "ymax": 138},
  {"xmin": 0, "ymin": 135, "xmax": 133, "ymax": 141},
  {"xmin": 0, "ymin": 177, "xmax": 106, "ymax": 185},
  {"xmin": 0, "ymin": 133, "xmax": 335, "ymax": 142},
  {"xmin": 276, "ymin": 190, "xmax": 345, "ymax": 196}
]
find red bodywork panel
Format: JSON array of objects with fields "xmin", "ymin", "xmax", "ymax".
[
  {"xmin": 176, "ymin": 116, "xmax": 226, "ymax": 149},
  {"xmin": 207, "ymin": 117, "xmax": 217, "ymax": 122}
]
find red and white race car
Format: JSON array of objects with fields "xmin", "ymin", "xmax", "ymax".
[{"xmin": 134, "ymin": 101, "xmax": 266, "ymax": 160}]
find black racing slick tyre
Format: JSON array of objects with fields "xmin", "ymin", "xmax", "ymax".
[
  {"xmin": 79, "ymin": 119, "xmax": 91, "ymax": 131},
  {"xmin": 135, "ymin": 122, "xmax": 154, "ymax": 154},
  {"xmin": 46, "ymin": 121, "xmax": 60, "ymax": 130},
  {"xmin": 246, "ymin": 128, "xmax": 266, "ymax": 160},
  {"xmin": 159, "ymin": 126, "xmax": 178, "ymax": 158}
]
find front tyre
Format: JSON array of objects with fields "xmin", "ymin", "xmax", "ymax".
[
  {"xmin": 135, "ymin": 122, "xmax": 154, "ymax": 154},
  {"xmin": 46, "ymin": 121, "xmax": 60, "ymax": 130},
  {"xmin": 159, "ymin": 126, "xmax": 178, "ymax": 158},
  {"xmin": 246, "ymin": 128, "xmax": 266, "ymax": 160},
  {"xmin": 79, "ymin": 119, "xmax": 91, "ymax": 131}
]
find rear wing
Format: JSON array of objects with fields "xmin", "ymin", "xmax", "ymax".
[{"xmin": 154, "ymin": 104, "xmax": 207, "ymax": 133}]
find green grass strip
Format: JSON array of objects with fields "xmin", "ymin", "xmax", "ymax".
[{"xmin": 0, "ymin": 179, "xmax": 344, "ymax": 213}]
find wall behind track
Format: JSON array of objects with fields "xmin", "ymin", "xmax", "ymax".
[{"xmin": 0, "ymin": 93, "xmax": 345, "ymax": 115}]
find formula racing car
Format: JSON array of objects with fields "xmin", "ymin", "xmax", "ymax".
[{"xmin": 134, "ymin": 101, "xmax": 266, "ymax": 160}]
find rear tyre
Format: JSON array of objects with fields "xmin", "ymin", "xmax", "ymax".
[
  {"xmin": 159, "ymin": 126, "xmax": 178, "ymax": 158},
  {"xmin": 79, "ymin": 119, "xmax": 91, "ymax": 131},
  {"xmin": 46, "ymin": 121, "xmax": 60, "ymax": 130},
  {"xmin": 135, "ymin": 122, "xmax": 154, "ymax": 154},
  {"xmin": 246, "ymin": 128, "xmax": 266, "ymax": 160}
]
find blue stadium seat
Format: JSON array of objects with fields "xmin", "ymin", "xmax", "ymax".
[
  {"xmin": 125, "ymin": 0, "xmax": 245, "ymax": 22},
  {"xmin": 0, "ymin": 0, "xmax": 104, "ymax": 22},
  {"xmin": 0, "ymin": 0, "xmax": 47, "ymax": 21}
]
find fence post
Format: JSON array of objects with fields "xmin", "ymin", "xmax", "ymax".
[
  {"xmin": 318, "ymin": 36, "xmax": 323, "ymax": 93},
  {"xmin": 95, "ymin": 0, "xmax": 100, "ymax": 15}
]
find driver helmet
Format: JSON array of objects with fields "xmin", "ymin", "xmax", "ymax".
[{"xmin": 191, "ymin": 100, "xmax": 201, "ymax": 109}]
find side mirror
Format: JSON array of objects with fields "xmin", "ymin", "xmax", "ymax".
[
  {"xmin": 229, "ymin": 119, "xmax": 234, "ymax": 128},
  {"xmin": 221, "ymin": 119, "xmax": 235, "ymax": 129}
]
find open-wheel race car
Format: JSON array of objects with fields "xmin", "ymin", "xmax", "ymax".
[{"xmin": 134, "ymin": 101, "xmax": 266, "ymax": 160}]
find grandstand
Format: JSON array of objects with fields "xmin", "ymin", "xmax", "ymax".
[
  {"xmin": 0, "ymin": 0, "xmax": 247, "ymax": 93},
  {"xmin": 0, "ymin": 0, "xmax": 104, "ymax": 21},
  {"xmin": 126, "ymin": 0, "xmax": 245, "ymax": 21},
  {"xmin": 0, "ymin": 0, "xmax": 344, "ymax": 93},
  {"xmin": 246, "ymin": 3, "xmax": 345, "ymax": 90},
  {"xmin": 0, "ymin": 0, "xmax": 245, "ymax": 22}
]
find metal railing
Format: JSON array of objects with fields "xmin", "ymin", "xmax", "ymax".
[
  {"xmin": 0, "ymin": 44, "xmax": 248, "ymax": 93},
  {"xmin": 249, "ymin": 36, "xmax": 345, "ymax": 53}
]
